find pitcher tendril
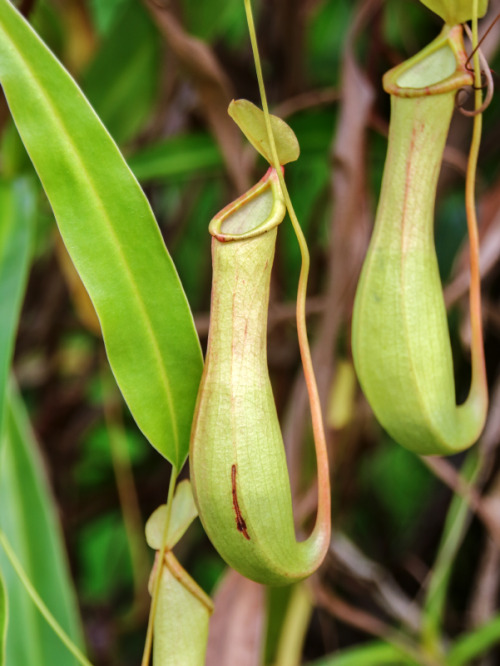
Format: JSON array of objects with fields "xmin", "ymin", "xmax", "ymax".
[
  {"xmin": 242, "ymin": 0, "xmax": 331, "ymax": 552},
  {"xmin": 464, "ymin": 0, "xmax": 489, "ymax": 428},
  {"xmin": 458, "ymin": 24, "xmax": 494, "ymax": 116}
]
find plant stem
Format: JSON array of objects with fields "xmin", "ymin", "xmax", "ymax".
[
  {"xmin": 0, "ymin": 530, "xmax": 94, "ymax": 666},
  {"xmin": 421, "ymin": 451, "xmax": 481, "ymax": 655},
  {"xmin": 274, "ymin": 583, "xmax": 313, "ymax": 666},
  {"xmin": 141, "ymin": 465, "xmax": 178, "ymax": 666},
  {"xmin": 243, "ymin": 0, "xmax": 331, "ymax": 544},
  {"xmin": 465, "ymin": 0, "xmax": 488, "ymax": 411}
]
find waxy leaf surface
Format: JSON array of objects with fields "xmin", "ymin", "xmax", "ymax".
[{"xmin": 0, "ymin": 0, "xmax": 203, "ymax": 468}]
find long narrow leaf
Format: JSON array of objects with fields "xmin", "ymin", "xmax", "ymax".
[
  {"xmin": 309, "ymin": 641, "xmax": 418, "ymax": 666},
  {"xmin": 82, "ymin": 0, "xmax": 160, "ymax": 145},
  {"xmin": 0, "ymin": 384, "xmax": 85, "ymax": 665},
  {"xmin": 0, "ymin": 569, "xmax": 6, "ymax": 666},
  {"xmin": 422, "ymin": 451, "xmax": 480, "ymax": 649},
  {"xmin": 128, "ymin": 133, "xmax": 224, "ymax": 183},
  {"xmin": 0, "ymin": 0, "xmax": 203, "ymax": 468},
  {"xmin": 0, "ymin": 177, "xmax": 35, "ymax": 447},
  {"xmin": 448, "ymin": 615, "xmax": 500, "ymax": 665}
]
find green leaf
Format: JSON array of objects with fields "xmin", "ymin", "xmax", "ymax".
[
  {"xmin": 181, "ymin": 0, "xmax": 246, "ymax": 43},
  {"xmin": 0, "ymin": 178, "xmax": 35, "ymax": 448},
  {"xmin": 83, "ymin": 0, "xmax": 160, "ymax": 145},
  {"xmin": 128, "ymin": 133, "xmax": 224, "ymax": 183},
  {"xmin": 0, "ymin": 0, "xmax": 203, "ymax": 468},
  {"xmin": 418, "ymin": 0, "xmax": 488, "ymax": 24},
  {"xmin": 146, "ymin": 480, "xmax": 198, "ymax": 550},
  {"xmin": 0, "ymin": 569, "xmax": 6, "ymax": 666},
  {"xmin": 448, "ymin": 615, "xmax": 500, "ymax": 665},
  {"xmin": 274, "ymin": 584, "xmax": 312, "ymax": 666},
  {"xmin": 153, "ymin": 553, "xmax": 212, "ymax": 666},
  {"xmin": 0, "ymin": 122, "xmax": 33, "ymax": 178},
  {"xmin": 422, "ymin": 451, "xmax": 480, "ymax": 650},
  {"xmin": 310, "ymin": 641, "xmax": 418, "ymax": 665},
  {"xmin": 78, "ymin": 512, "xmax": 133, "ymax": 603},
  {"xmin": 228, "ymin": 99, "xmax": 300, "ymax": 165},
  {"xmin": 358, "ymin": 438, "xmax": 434, "ymax": 551},
  {"xmin": 172, "ymin": 179, "xmax": 223, "ymax": 310},
  {"xmin": 306, "ymin": 0, "xmax": 351, "ymax": 87},
  {"xmin": 0, "ymin": 384, "xmax": 85, "ymax": 665},
  {"xmin": 88, "ymin": 0, "xmax": 128, "ymax": 36},
  {"xmin": 263, "ymin": 586, "xmax": 293, "ymax": 664}
]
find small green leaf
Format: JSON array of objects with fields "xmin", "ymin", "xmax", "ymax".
[
  {"xmin": 0, "ymin": 568, "xmax": 6, "ymax": 666},
  {"xmin": 153, "ymin": 553, "xmax": 212, "ymax": 666},
  {"xmin": 145, "ymin": 480, "xmax": 198, "ymax": 550},
  {"xmin": 228, "ymin": 99, "xmax": 300, "ymax": 165},
  {"xmin": 0, "ymin": 178, "xmax": 35, "ymax": 449},
  {"xmin": 0, "ymin": 0, "xmax": 203, "ymax": 468},
  {"xmin": 418, "ymin": 0, "xmax": 488, "ymax": 24}
]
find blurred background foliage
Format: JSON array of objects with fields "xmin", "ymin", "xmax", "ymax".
[{"xmin": 2, "ymin": 0, "xmax": 500, "ymax": 664}]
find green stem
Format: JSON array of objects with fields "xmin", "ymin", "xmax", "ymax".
[
  {"xmin": 421, "ymin": 451, "xmax": 480, "ymax": 655},
  {"xmin": 0, "ymin": 530, "xmax": 93, "ymax": 666},
  {"xmin": 274, "ymin": 583, "xmax": 313, "ymax": 666},
  {"xmin": 141, "ymin": 465, "xmax": 178, "ymax": 666},
  {"xmin": 243, "ymin": 0, "xmax": 330, "ymax": 546}
]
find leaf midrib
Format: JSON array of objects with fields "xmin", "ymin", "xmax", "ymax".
[{"xmin": 1, "ymin": 10, "xmax": 181, "ymax": 462}]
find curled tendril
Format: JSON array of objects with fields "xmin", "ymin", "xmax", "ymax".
[
  {"xmin": 465, "ymin": 9, "xmax": 500, "ymax": 71},
  {"xmin": 456, "ymin": 21, "xmax": 495, "ymax": 116}
]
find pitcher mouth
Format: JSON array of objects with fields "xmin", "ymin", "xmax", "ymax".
[
  {"xmin": 383, "ymin": 24, "xmax": 473, "ymax": 98},
  {"xmin": 208, "ymin": 167, "xmax": 286, "ymax": 242}
]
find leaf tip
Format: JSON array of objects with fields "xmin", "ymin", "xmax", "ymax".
[{"xmin": 228, "ymin": 98, "xmax": 300, "ymax": 166}]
